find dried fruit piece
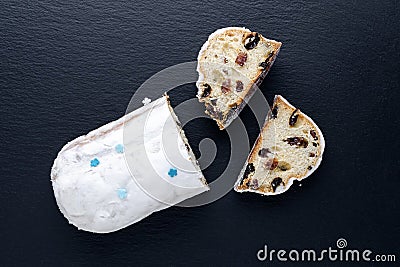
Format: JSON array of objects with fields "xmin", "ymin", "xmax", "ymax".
[
  {"xmin": 271, "ymin": 177, "xmax": 283, "ymax": 192},
  {"xmin": 312, "ymin": 142, "xmax": 317, "ymax": 147},
  {"xmin": 310, "ymin": 130, "xmax": 318, "ymax": 140},
  {"xmin": 221, "ymin": 79, "xmax": 231, "ymax": 94},
  {"xmin": 265, "ymin": 158, "xmax": 279, "ymax": 170},
  {"xmin": 265, "ymin": 51, "xmax": 274, "ymax": 61},
  {"xmin": 278, "ymin": 161, "xmax": 291, "ymax": 171},
  {"xmin": 258, "ymin": 148, "xmax": 271, "ymax": 158},
  {"xmin": 309, "ymin": 152, "xmax": 315, "ymax": 157},
  {"xmin": 283, "ymin": 137, "xmax": 309, "ymax": 148},
  {"xmin": 235, "ymin": 52, "xmax": 248, "ymax": 66},
  {"xmin": 308, "ymin": 166, "xmax": 312, "ymax": 170},
  {"xmin": 259, "ymin": 62, "xmax": 269, "ymax": 69},
  {"xmin": 250, "ymin": 179, "xmax": 259, "ymax": 190},
  {"xmin": 247, "ymin": 163, "xmax": 255, "ymax": 172},
  {"xmin": 201, "ymin": 83, "xmax": 212, "ymax": 98},
  {"xmin": 244, "ymin": 32, "xmax": 260, "ymax": 50},
  {"xmin": 289, "ymin": 109, "xmax": 299, "ymax": 126},
  {"xmin": 235, "ymin": 80, "xmax": 244, "ymax": 92},
  {"xmin": 271, "ymin": 105, "xmax": 278, "ymax": 119},
  {"xmin": 242, "ymin": 163, "xmax": 255, "ymax": 182}
]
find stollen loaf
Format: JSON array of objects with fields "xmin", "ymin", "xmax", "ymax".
[{"xmin": 51, "ymin": 95, "xmax": 209, "ymax": 233}]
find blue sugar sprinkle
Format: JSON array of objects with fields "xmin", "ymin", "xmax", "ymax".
[
  {"xmin": 168, "ymin": 168, "xmax": 177, "ymax": 178},
  {"xmin": 90, "ymin": 158, "xmax": 100, "ymax": 167},
  {"xmin": 117, "ymin": 188, "xmax": 128, "ymax": 200},
  {"xmin": 115, "ymin": 144, "xmax": 124, "ymax": 153}
]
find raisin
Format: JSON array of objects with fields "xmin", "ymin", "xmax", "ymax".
[
  {"xmin": 244, "ymin": 32, "xmax": 260, "ymax": 50},
  {"xmin": 250, "ymin": 179, "xmax": 259, "ymax": 190},
  {"xmin": 247, "ymin": 163, "xmax": 255, "ymax": 173},
  {"xmin": 259, "ymin": 52, "xmax": 274, "ymax": 69},
  {"xmin": 271, "ymin": 105, "xmax": 278, "ymax": 119},
  {"xmin": 259, "ymin": 62, "xmax": 270, "ymax": 69},
  {"xmin": 271, "ymin": 177, "xmax": 283, "ymax": 192},
  {"xmin": 236, "ymin": 80, "xmax": 244, "ymax": 92},
  {"xmin": 223, "ymin": 58, "xmax": 228, "ymax": 64},
  {"xmin": 258, "ymin": 148, "xmax": 271, "ymax": 158},
  {"xmin": 309, "ymin": 152, "xmax": 315, "ymax": 157},
  {"xmin": 289, "ymin": 109, "xmax": 299, "ymax": 126},
  {"xmin": 235, "ymin": 52, "xmax": 248, "ymax": 66},
  {"xmin": 283, "ymin": 137, "xmax": 309, "ymax": 148},
  {"xmin": 312, "ymin": 142, "xmax": 317, "ymax": 147},
  {"xmin": 266, "ymin": 51, "xmax": 274, "ymax": 61},
  {"xmin": 221, "ymin": 79, "xmax": 231, "ymax": 94},
  {"xmin": 201, "ymin": 83, "xmax": 212, "ymax": 98},
  {"xmin": 308, "ymin": 166, "xmax": 312, "ymax": 170},
  {"xmin": 242, "ymin": 163, "xmax": 255, "ymax": 184},
  {"xmin": 310, "ymin": 130, "xmax": 318, "ymax": 140}
]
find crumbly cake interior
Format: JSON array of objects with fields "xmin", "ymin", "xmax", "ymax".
[
  {"xmin": 197, "ymin": 27, "xmax": 281, "ymax": 129},
  {"xmin": 235, "ymin": 95, "xmax": 324, "ymax": 195}
]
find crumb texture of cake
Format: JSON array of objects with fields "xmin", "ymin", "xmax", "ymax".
[
  {"xmin": 196, "ymin": 27, "xmax": 282, "ymax": 129},
  {"xmin": 234, "ymin": 95, "xmax": 325, "ymax": 195},
  {"xmin": 51, "ymin": 95, "xmax": 208, "ymax": 233}
]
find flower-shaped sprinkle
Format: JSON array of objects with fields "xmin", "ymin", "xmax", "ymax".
[
  {"xmin": 168, "ymin": 168, "xmax": 177, "ymax": 178},
  {"xmin": 90, "ymin": 158, "xmax": 100, "ymax": 167},
  {"xmin": 117, "ymin": 188, "xmax": 128, "ymax": 200},
  {"xmin": 115, "ymin": 144, "xmax": 124, "ymax": 153},
  {"xmin": 142, "ymin": 97, "xmax": 152, "ymax": 106}
]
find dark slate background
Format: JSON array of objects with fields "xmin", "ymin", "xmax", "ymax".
[{"xmin": 1, "ymin": 1, "xmax": 399, "ymax": 266}]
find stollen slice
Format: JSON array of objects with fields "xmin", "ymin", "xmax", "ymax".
[
  {"xmin": 234, "ymin": 95, "xmax": 325, "ymax": 195},
  {"xmin": 196, "ymin": 27, "xmax": 282, "ymax": 129}
]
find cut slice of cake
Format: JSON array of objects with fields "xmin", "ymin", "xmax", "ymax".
[
  {"xmin": 51, "ymin": 95, "xmax": 209, "ymax": 233},
  {"xmin": 196, "ymin": 27, "xmax": 282, "ymax": 130},
  {"xmin": 234, "ymin": 95, "xmax": 325, "ymax": 195}
]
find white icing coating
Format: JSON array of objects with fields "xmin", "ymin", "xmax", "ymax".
[{"xmin": 51, "ymin": 96, "xmax": 209, "ymax": 233}]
